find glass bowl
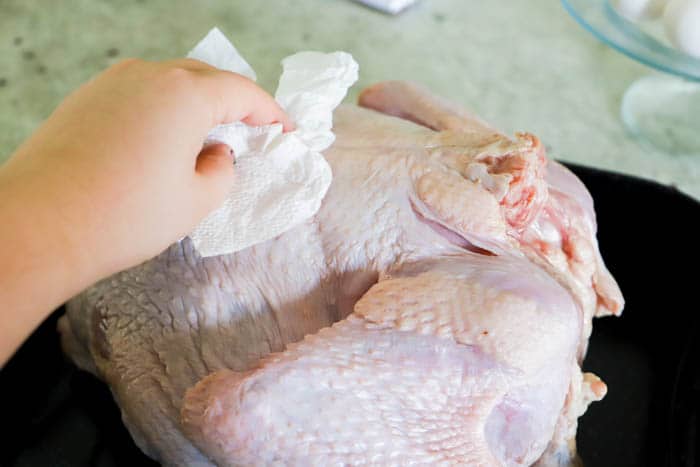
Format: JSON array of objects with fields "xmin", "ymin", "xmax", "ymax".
[{"xmin": 562, "ymin": 0, "xmax": 700, "ymax": 155}]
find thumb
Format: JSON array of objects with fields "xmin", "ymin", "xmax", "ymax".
[{"xmin": 195, "ymin": 142, "xmax": 236, "ymax": 205}]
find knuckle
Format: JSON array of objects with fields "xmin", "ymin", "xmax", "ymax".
[{"xmin": 160, "ymin": 66, "xmax": 197, "ymax": 93}]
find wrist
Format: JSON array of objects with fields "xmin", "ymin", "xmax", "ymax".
[
  {"xmin": 0, "ymin": 160, "xmax": 102, "ymax": 305},
  {"xmin": 0, "ymin": 163, "xmax": 82, "ymax": 363}
]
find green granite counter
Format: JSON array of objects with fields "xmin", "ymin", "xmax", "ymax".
[{"xmin": 1, "ymin": 0, "xmax": 698, "ymax": 198}]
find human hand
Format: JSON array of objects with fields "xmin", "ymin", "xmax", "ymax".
[{"xmin": 1, "ymin": 58, "xmax": 292, "ymax": 279}]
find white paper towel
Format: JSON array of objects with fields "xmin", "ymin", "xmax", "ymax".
[{"xmin": 186, "ymin": 28, "xmax": 358, "ymax": 257}]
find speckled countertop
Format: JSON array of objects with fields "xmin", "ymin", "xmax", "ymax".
[{"xmin": 1, "ymin": 0, "xmax": 698, "ymax": 199}]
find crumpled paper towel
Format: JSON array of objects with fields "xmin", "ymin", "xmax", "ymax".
[{"xmin": 186, "ymin": 28, "xmax": 358, "ymax": 257}]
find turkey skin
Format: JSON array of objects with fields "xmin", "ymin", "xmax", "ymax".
[{"xmin": 60, "ymin": 81, "xmax": 623, "ymax": 466}]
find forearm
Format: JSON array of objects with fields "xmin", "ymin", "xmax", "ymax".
[
  {"xmin": 0, "ymin": 58, "xmax": 290, "ymax": 367},
  {"xmin": 0, "ymin": 161, "xmax": 99, "ymax": 366}
]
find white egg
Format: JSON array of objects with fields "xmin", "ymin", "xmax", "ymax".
[
  {"xmin": 612, "ymin": 0, "xmax": 668, "ymax": 20},
  {"xmin": 664, "ymin": 0, "xmax": 700, "ymax": 58}
]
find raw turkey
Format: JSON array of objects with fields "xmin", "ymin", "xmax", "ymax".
[{"xmin": 59, "ymin": 81, "xmax": 623, "ymax": 466}]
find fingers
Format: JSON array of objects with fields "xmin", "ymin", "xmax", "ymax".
[
  {"xmin": 108, "ymin": 58, "xmax": 294, "ymax": 132},
  {"xmin": 195, "ymin": 142, "xmax": 236, "ymax": 208},
  {"xmin": 168, "ymin": 58, "xmax": 294, "ymax": 132},
  {"xmin": 196, "ymin": 70, "xmax": 294, "ymax": 132},
  {"xmin": 138, "ymin": 58, "xmax": 294, "ymax": 132}
]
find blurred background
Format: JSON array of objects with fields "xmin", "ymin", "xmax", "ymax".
[{"xmin": 1, "ymin": 0, "xmax": 698, "ymax": 198}]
